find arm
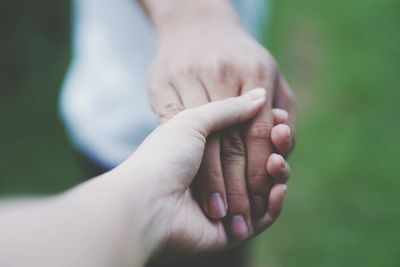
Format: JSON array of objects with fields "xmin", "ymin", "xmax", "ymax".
[
  {"xmin": 0, "ymin": 177, "xmax": 156, "ymax": 267},
  {"xmin": 0, "ymin": 90, "xmax": 289, "ymax": 267},
  {"xmin": 140, "ymin": 0, "xmax": 239, "ymax": 33}
]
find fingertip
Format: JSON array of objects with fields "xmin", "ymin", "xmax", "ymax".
[
  {"xmin": 240, "ymin": 88, "xmax": 266, "ymax": 116},
  {"xmin": 215, "ymin": 89, "xmax": 266, "ymax": 129},
  {"xmin": 271, "ymin": 124, "xmax": 291, "ymax": 141},
  {"xmin": 251, "ymin": 183, "xmax": 288, "ymax": 234},
  {"xmin": 272, "ymin": 109, "xmax": 289, "ymax": 124},
  {"xmin": 266, "ymin": 153, "xmax": 285, "ymax": 173},
  {"xmin": 268, "ymin": 184, "xmax": 288, "ymax": 218},
  {"xmin": 243, "ymin": 88, "xmax": 266, "ymax": 101},
  {"xmin": 208, "ymin": 192, "xmax": 227, "ymax": 219},
  {"xmin": 230, "ymin": 215, "xmax": 250, "ymax": 240},
  {"xmin": 266, "ymin": 153, "xmax": 290, "ymax": 183},
  {"xmin": 271, "ymin": 124, "xmax": 292, "ymax": 154},
  {"xmin": 276, "ymin": 183, "xmax": 288, "ymax": 195}
]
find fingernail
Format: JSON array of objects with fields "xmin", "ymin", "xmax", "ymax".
[
  {"xmin": 209, "ymin": 193, "xmax": 227, "ymax": 219},
  {"xmin": 245, "ymin": 88, "xmax": 266, "ymax": 101},
  {"xmin": 275, "ymin": 109, "xmax": 289, "ymax": 121},
  {"xmin": 285, "ymin": 125, "xmax": 291, "ymax": 139},
  {"xmin": 273, "ymin": 153, "xmax": 286, "ymax": 170},
  {"xmin": 252, "ymin": 195, "xmax": 267, "ymax": 219},
  {"xmin": 285, "ymin": 127, "xmax": 293, "ymax": 150},
  {"xmin": 231, "ymin": 215, "xmax": 249, "ymax": 239},
  {"xmin": 280, "ymin": 157, "xmax": 287, "ymax": 170},
  {"xmin": 279, "ymin": 184, "xmax": 288, "ymax": 194}
]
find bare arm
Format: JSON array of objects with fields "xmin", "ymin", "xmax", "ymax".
[
  {"xmin": 0, "ymin": 176, "xmax": 156, "ymax": 267},
  {"xmin": 0, "ymin": 91, "xmax": 289, "ymax": 267},
  {"xmin": 140, "ymin": 0, "xmax": 239, "ymax": 32}
]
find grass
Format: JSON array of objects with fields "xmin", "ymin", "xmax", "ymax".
[
  {"xmin": 251, "ymin": 0, "xmax": 400, "ymax": 266},
  {"xmin": 1, "ymin": 0, "xmax": 399, "ymax": 266}
]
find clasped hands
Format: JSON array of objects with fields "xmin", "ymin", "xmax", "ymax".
[
  {"xmin": 0, "ymin": 90, "xmax": 294, "ymax": 267},
  {"xmin": 0, "ymin": 3, "xmax": 297, "ymax": 265},
  {"xmin": 116, "ymin": 89, "xmax": 293, "ymax": 260},
  {"xmin": 148, "ymin": 21, "xmax": 295, "ymax": 240}
]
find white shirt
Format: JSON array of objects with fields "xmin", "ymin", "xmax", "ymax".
[{"xmin": 60, "ymin": 0, "xmax": 269, "ymax": 168}]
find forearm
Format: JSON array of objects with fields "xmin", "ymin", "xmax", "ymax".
[
  {"xmin": 140, "ymin": 0, "xmax": 240, "ymax": 34},
  {"xmin": 0, "ymin": 171, "xmax": 157, "ymax": 267}
]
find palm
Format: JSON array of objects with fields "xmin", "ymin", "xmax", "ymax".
[{"xmin": 165, "ymin": 189, "xmax": 230, "ymax": 252}]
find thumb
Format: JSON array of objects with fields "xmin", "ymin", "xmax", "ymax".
[
  {"xmin": 171, "ymin": 88, "xmax": 267, "ymax": 138},
  {"xmin": 118, "ymin": 88, "xmax": 267, "ymax": 192}
]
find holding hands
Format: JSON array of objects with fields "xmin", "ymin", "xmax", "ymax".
[
  {"xmin": 116, "ymin": 89, "xmax": 290, "ymax": 256},
  {"xmin": 0, "ymin": 90, "xmax": 291, "ymax": 267},
  {"xmin": 145, "ymin": 0, "xmax": 295, "ymax": 239},
  {"xmin": 0, "ymin": 1, "xmax": 297, "ymax": 266}
]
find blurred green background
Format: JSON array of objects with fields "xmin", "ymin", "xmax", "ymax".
[{"xmin": 0, "ymin": 0, "xmax": 399, "ymax": 266}]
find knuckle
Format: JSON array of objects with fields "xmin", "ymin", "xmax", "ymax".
[
  {"xmin": 221, "ymin": 131, "xmax": 245, "ymax": 159},
  {"xmin": 254, "ymin": 62, "xmax": 268, "ymax": 81},
  {"xmin": 158, "ymin": 103, "xmax": 184, "ymax": 123},
  {"xmin": 205, "ymin": 167, "xmax": 223, "ymax": 182},
  {"xmin": 247, "ymin": 121, "xmax": 273, "ymax": 140},
  {"xmin": 214, "ymin": 61, "xmax": 234, "ymax": 84},
  {"xmin": 248, "ymin": 174, "xmax": 268, "ymax": 192},
  {"xmin": 249, "ymin": 170, "xmax": 267, "ymax": 181},
  {"xmin": 199, "ymin": 57, "xmax": 234, "ymax": 85},
  {"xmin": 253, "ymin": 59, "xmax": 278, "ymax": 85},
  {"xmin": 227, "ymin": 189, "xmax": 250, "ymax": 211}
]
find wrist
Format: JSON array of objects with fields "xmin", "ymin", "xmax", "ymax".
[
  {"xmin": 141, "ymin": 0, "xmax": 240, "ymax": 35},
  {"xmin": 64, "ymin": 165, "xmax": 168, "ymax": 266},
  {"xmin": 105, "ymin": 160, "xmax": 175, "ymax": 263}
]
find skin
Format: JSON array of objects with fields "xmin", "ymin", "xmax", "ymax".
[
  {"xmin": 0, "ymin": 90, "xmax": 289, "ymax": 267},
  {"xmin": 141, "ymin": 0, "xmax": 296, "ymax": 238}
]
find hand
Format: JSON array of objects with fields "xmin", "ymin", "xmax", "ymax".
[
  {"xmin": 148, "ymin": 6, "xmax": 295, "ymax": 238},
  {"xmin": 118, "ymin": 89, "xmax": 289, "ymax": 257},
  {"xmin": 0, "ymin": 91, "xmax": 289, "ymax": 267}
]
